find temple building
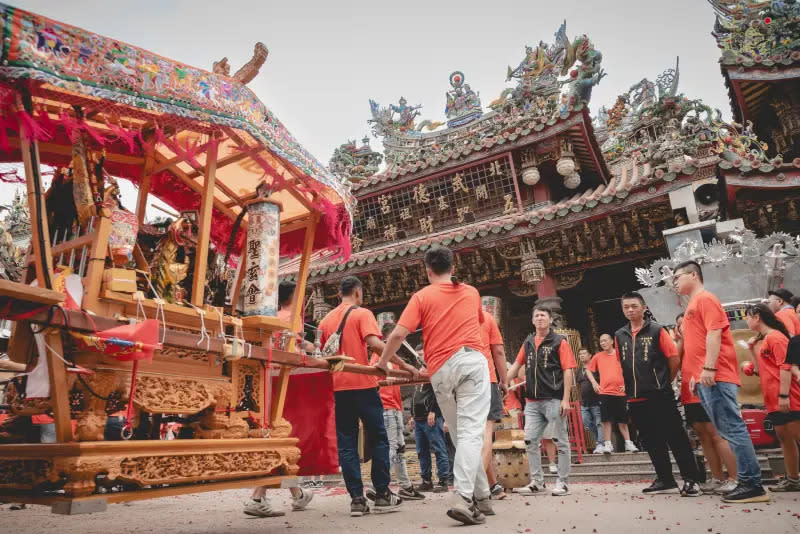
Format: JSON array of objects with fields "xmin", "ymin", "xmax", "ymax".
[{"xmin": 284, "ymin": 3, "xmax": 800, "ymax": 355}]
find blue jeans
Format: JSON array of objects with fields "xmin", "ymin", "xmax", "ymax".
[
  {"xmin": 414, "ymin": 415, "xmax": 451, "ymax": 483},
  {"xmin": 334, "ymin": 388, "xmax": 391, "ymax": 499},
  {"xmin": 581, "ymin": 404, "xmax": 602, "ymax": 444},
  {"xmin": 697, "ymin": 381, "xmax": 762, "ymax": 487}
]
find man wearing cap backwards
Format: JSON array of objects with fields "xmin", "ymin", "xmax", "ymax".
[{"xmin": 767, "ymin": 288, "xmax": 800, "ymax": 336}]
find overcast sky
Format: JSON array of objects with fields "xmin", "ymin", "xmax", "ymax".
[{"xmin": 3, "ymin": 0, "xmax": 730, "ymax": 214}]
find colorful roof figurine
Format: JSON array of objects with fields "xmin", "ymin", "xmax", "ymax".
[
  {"xmin": 359, "ymin": 21, "xmax": 608, "ymax": 186},
  {"xmin": 0, "ymin": 2, "xmax": 354, "ymax": 259}
]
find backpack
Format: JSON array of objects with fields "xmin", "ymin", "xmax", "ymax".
[{"xmin": 321, "ymin": 306, "xmax": 358, "ymax": 358}]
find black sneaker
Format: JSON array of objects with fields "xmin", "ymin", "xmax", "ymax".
[
  {"xmin": 722, "ymin": 484, "xmax": 770, "ymax": 503},
  {"xmin": 490, "ymin": 483, "xmax": 507, "ymax": 499},
  {"xmin": 398, "ymin": 485, "xmax": 425, "ymax": 500},
  {"xmin": 350, "ymin": 497, "xmax": 370, "ymax": 517},
  {"xmin": 769, "ymin": 477, "xmax": 800, "ymax": 492},
  {"xmin": 365, "ymin": 487, "xmax": 376, "ymax": 501},
  {"xmin": 417, "ymin": 479, "xmax": 434, "ymax": 492},
  {"xmin": 642, "ymin": 479, "xmax": 679, "ymax": 494},
  {"xmin": 433, "ymin": 480, "xmax": 449, "ymax": 493},
  {"xmin": 373, "ymin": 490, "xmax": 402, "ymax": 514},
  {"xmin": 680, "ymin": 481, "xmax": 702, "ymax": 497}
]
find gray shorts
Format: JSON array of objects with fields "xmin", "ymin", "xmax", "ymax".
[{"xmin": 488, "ymin": 383, "xmax": 503, "ymax": 422}]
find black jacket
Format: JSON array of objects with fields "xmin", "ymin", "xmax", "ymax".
[
  {"xmin": 412, "ymin": 383, "xmax": 441, "ymax": 419},
  {"xmin": 615, "ymin": 319, "xmax": 672, "ymax": 399},
  {"xmin": 522, "ymin": 330, "xmax": 569, "ymax": 400}
]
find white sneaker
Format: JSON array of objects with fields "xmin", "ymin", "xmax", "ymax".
[
  {"xmin": 624, "ymin": 440, "xmax": 639, "ymax": 453},
  {"xmin": 699, "ymin": 478, "xmax": 723, "ymax": 493},
  {"xmin": 716, "ymin": 479, "xmax": 739, "ymax": 494},
  {"xmin": 513, "ymin": 482, "xmax": 546, "ymax": 495},
  {"xmin": 548, "ymin": 464, "xmax": 558, "ymax": 474},
  {"xmin": 291, "ymin": 488, "xmax": 313, "ymax": 511},
  {"xmin": 551, "ymin": 480, "xmax": 569, "ymax": 496},
  {"xmin": 603, "ymin": 441, "xmax": 613, "ymax": 454},
  {"xmin": 243, "ymin": 498, "xmax": 285, "ymax": 517},
  {"xmin": 593, "ymin": 444, "xmax": 605, "ymax": 454}
]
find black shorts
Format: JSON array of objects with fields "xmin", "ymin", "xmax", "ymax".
[
  {"xmin": 767, "ymin": 411, "xmax": 800, "ymax": 426},
  {"xmin": 488, "ymin": 383, "xmax": 503, "ymax": 422},
  {"xmin": 599, "ymin": 395, "xmax": 627, "ymax": 423},
  {"xmin": 684, "ymin": 402, "xmax": 711, "ymax": 426}
]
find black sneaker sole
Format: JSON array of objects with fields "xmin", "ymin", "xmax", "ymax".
[{"xmin": 447, "ymin": 508, "xmax": 485, "ymax": 525}]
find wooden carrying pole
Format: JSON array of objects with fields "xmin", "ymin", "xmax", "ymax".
[{"xmin": 270, "ymin": 214, "xmax": 318, "ymax": 422}]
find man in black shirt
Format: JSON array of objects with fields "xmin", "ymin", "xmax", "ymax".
[{"xmin": 576, "ymin": 347, "xmax": 604, "ymax": 454}]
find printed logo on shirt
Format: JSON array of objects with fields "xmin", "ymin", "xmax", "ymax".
[{"xmin": 640, "ymin": 336, "xmax": 653, "ymax": 361}]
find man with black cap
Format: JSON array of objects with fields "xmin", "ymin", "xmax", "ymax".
[{"xmin": 767, "ymin": 288, "xmax": 800, "ymax": 336}]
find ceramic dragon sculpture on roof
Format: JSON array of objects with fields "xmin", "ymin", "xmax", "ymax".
[
  {"xmin": 328, "ymin": 137, "xmax": 383, "ymax": 182},
  {"xmin": 212, "ymin": 42, "xmax": 269, "ymax": 84}
]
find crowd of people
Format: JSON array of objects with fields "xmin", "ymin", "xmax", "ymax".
[{"xmin": 244, "ymin": 249, "xmax": 800, "ymax": 526}]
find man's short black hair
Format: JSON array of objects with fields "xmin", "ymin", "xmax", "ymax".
[
  {"xmin": 340, "ymin": 276, "xmax": 362, "ymax": 297},
  {"xmin": 620, "ymin": 291, "xmax": 646, "ymax": 305},
  {"xmin": 578, "ymin": 347, "xmax": 590, "ymax": 354},
  {"xmin": 424, "ymin": 247, "xmax": 454, "ymax": 275},
  {"xmin": 381, "ymin": 322, "xmax": 395, "ymax": 338},
  {"xmin": 532, "ymin": 305, "xmax": 552, "ymax": 316},
  {"xmin": 278, "ymin": 280, "xmax": 296, "ymax": 307},
  {"xmin": 791, "ymin": 296, "xmax": 800, "ymax": 309},
  {"xmin": 675, "ymin": 312, "xmax": 685, "ymax": 322},
  {"xmin": 674, "ymin": 260, "xmax": 703, "ymax": 283}
]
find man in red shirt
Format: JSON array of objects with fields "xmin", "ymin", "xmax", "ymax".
[
  {"xmin": 318, "ymin": 276, "xmax": 405, "ymax": 516},
  {"xmin": 377, "ymin": 247, "xmax": 493, "ymax": 526},
  {"xmin": 505, "ymin": 306, "xmax": 577, "ymax": 497},
  {"xmin": 672, "ymin": 260, "xmax": 768, "ymax": 503},
  {"xmin": 585, "ymin": 334, "xmax": 638, "ymax": 454},
  {"xmin": 767, "ymin": 288, "xmax": 800, "ymax": 336},
  {"xmin": 479, "ymin": 306, "xmax": 509, "ymax": 500}
]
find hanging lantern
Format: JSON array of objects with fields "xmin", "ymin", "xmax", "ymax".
[
  {"xmin": 522, "ymin": 166, "xmax": 541, "ymax": 186},
  {"xmin": 520, "ymin": 238, "xmax": 545, "ymax": 285},
  {"xmin": 556, "ymin": 139, "xmax": 576, "ymax": 177},
  {"xmin": 564, "ymin": 171, "xmax": 581, "ymax": 189},
  {"xmin": 243, "ymin": 183, "xmax": 282, "ymax": 317}
]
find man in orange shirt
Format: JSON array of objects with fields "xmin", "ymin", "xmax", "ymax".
[
  {"xmin": 319, "ymin": 276, "xmax": 407, "ymax": 516},
  {"xmin": 672, "ymin": 260, "xmax": 768, "ymax": 504},
  {"xmin": 767, "ymin": 288, "xmax": 800, "ymax": 336},
  {"xmin": 479, "ymin": 306, "xmax": 509, "ymax": 500},
  {"xmin": 505, "ymin": 306, "xmax": 576, "ymax": 497},
  {"xmin": 585, "ymin": 334, "xmax": 638, "ymax": 454},
  {"xmin": 377, "ymin": 247, "xmax": 493, "ymax": 525},
  {"xmin": 615, "ymin": 292, "xmax": 700, "ymax": 497}
]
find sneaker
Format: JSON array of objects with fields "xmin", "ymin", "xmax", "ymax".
[
  {"xmin": 603, "ymin": 441, "xmax": 613, "ymax": 454},
  {"xmin": 551, "ymin": 480, "xmax": 569, "ymax": 496},
  {"xmin": 365, "ymin": 487, "xmax": 377, "ymax": 501},
  {"xmin": 490, "ymin": 483, "xmax": 507, "ymax": 500},
  {"xmin": 398, "ymin": 485, "xmax": 426, "ymax": 500},
  {"xmin": 769, "ymin": 477, "xmax": 800, "ymax": 492},
  {"xmin": 291, "ymin": 488, "xmax": 314, "ymax": 511},
  {"xmin": 350, "ymin": 496, "xmax": 370, "ymax": 517},
  {"xmin": 593, "ymin": 444, "xmax": 605, "ymax": 454},
  {"xmin": 373, "ymin": 490, "xmax": 403, "ymax": 514},
  {"xmin": 514, "ymin": 482, "xmax": 545, "ymax": 495},
  {"xmin": 548, "ymin": 463, "xmax": 558, "ymax": 474},
  {"xmin": 680, "ymin": 480, "xmax": 702, "ymax": 497},
  {"xmin": 417, "ymin": 479, "xmax": 434, "ymax": 492},
  {"xmin": 624, "ymin": 440, "xmax": 639, "ymax": 453},
  {"xmin": 642, "ymin": 479, "xmax": 679, "ymax": 494},
  {"xmin": 433, "ymin": 480, "xmax": 449, "ymax": 493},
  {"xmin": 243, "ymin": 498, "xmax": 286, "ymax": 518},
  {"xmin": 722, "ymin": 484, "xmax": 770, "ymax": 503},
  {"xmin": 699, "ymin": 478, "xmax": 723, "ymax": 493},
  {"xmin": 473, "ymin": 495, "xmax": 495, "ymax": 516},
  {"xmin": 716, "ymin": 479, "xmax": 738, "ymax": 494},
  {"xmin": 446, "ymin": 493, "xmax": 485, "ymax": 525}
]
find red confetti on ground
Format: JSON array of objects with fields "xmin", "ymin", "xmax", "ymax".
[
  {"xmin": 742, "ymin": 509, "xmax": 751, "ymax": 513},
  {"xmin": 421, "ymin": 526, "xmax": 427, "ymax": 530}
]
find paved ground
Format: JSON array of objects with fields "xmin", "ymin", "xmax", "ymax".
[{"xmin": 2, "ymin": 484, "xmax": 799, "ymax": 534}]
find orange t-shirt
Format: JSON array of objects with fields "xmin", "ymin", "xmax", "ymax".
[
  {"xmin": 587, "ymin": 350, "xmax": 626, "ymax": 396},
  {"xmin": 397, "ymin": 282, "xmax": 484, "ymax": 377},
  {"xmin": 369, "ymin": 355, "xmax": 403, "ymax": 411},
  {"xmin": 480, "ymin": 310, "xmax": 503, "ymax": 383},
  {"xmin": 514, "ymin": 335, "xmax": 577, "ymax": 370},
  {"xmin": 757, "ymin": 329, "xmax": 800, "ymax": 413},
  {"xmin": 681, "ymin": 290, "xmax": 741, "ymax": 389},
  {"xmin": 776, "ymin": 307, "xmax": 800, "ymax": 337},
  {"xmin": 319, "ymin": 303, "xmax": 381, "ymax": 392}
]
